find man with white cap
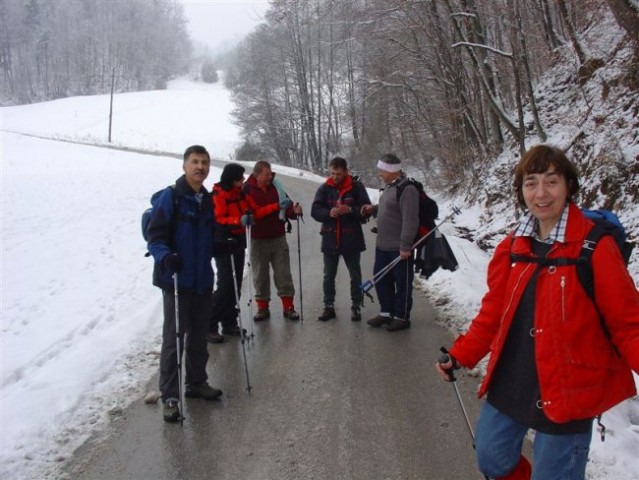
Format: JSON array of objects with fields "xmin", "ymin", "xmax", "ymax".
[{"xmin": 361, "ymin": 153, "xmax": 419, "ymax": 331}]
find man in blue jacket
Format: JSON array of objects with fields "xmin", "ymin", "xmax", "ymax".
[
  {"xmin": 147, "ymin": 145, "xmax": 222, "ymax": 422},
  {"xmin": 311, "ymin": 157, "xmax": 372, "ymax": 322}
]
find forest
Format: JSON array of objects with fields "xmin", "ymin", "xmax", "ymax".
[
  {"xmin": 223, "ymin": 0, "xmax": 638, "ymax": 191},
  {"xmin": 0, "ymin": 0, "xmax": 191, "ymax": 104}
]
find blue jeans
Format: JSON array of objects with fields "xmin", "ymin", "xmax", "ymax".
[
  {"xmin": 475, "ymin": 401, "xmax": 592, "ymax": 480},
  {"xmin": 373, "ymin": 248, "xmax": 413, "ymax": 320}
]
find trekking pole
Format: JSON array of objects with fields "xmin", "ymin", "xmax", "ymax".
[
  {"xmin": 245, "ymin": 223, "xmax": 255, "ymax": 341},
  {"xmin": 296, "ymin": 210, "xmax": 304, "ymax": 323},
  {"xmin": 173, "ymin": 273, "xmax": 185, "ymax": 425},
  {"xmin": 438, "ymin": 347, "xmax": 490, "ymax": 480},
  {"xmin": 231, "ymin": 252, "xmax": 253, "ymax": 395},
  {"xmin": 438, "ymin": 348, "xmax": 475, "ymax": 443},
  {"xmin": 360, "ymin": 206, "xmax": 462, "ymax": 294}
]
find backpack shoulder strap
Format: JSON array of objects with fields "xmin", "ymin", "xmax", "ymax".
[
  {"xmin": 573, "ymin": 224, "xmax": 621, "ymax": 356},
  {"xmin": 509, "ymin": 251, "xmax": 583, "ymax": 268},
  {"xmin": 168, "ymin": 184, "xmax": 180, "ymax": 213},
  {"xmin": 169, "ymin": 184, "xmax": 178, "ymax": 206},
  {"xmin": 575, "ymin": 222, "xmax": 607, "ymax": 300},
  {"xmin": 395, "ymin": 177, "xmax": 419, "ymax": 201}
]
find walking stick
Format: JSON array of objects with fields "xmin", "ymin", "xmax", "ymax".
[
  {"xmin": 231, "ymin": 252, "xmax": 253, "ymax": 395},
  {"xmin": 360, "ymin": 206, "xmax": 461, "ymax": 294},
  {"xmin": 438, "ymin": 348, "xmax": 477, "ymax": 448},
  {"xmin": 245, "ymin": 223, "xmax": 255, "ymax": 341},
  {"xmin": 438, "ymin": 347, "xmax": 490, "ymax": 480},
  {"xmin": 296, "ymin": 212, "xmax": 304, "ymax": 323},
  {"xmin": 173, "ymin": 273, "xmax": 185, "ymax": 425}
]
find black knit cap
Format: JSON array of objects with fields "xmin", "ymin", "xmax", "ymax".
[{"xmin": 219, "ymin": 163, "xmax": 246, "ymax": 190}]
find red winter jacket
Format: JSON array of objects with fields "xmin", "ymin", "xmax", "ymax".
[
  {"xmin": 212, "ymin": 183, "xmax": 278, "ymax": 238},
  {"xmin": 450, "ymin": 203, "xmax": 639, "ymax": 423},
  {"xmin": 243, "ymin": 173, "xmax": 297, "ymax": 240}
]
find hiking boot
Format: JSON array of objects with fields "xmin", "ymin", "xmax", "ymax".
[
  {"xmin": 387, "ymin": 318, "xmax": 411, "ymax": 332},
  {"xmin": 283, "ymin": 308, "xmax": 300, "ymax": 321},
  {"xmin": 318, "ymin": 306, "xmax": 336, "ymax": 322},
  {"xmin": 185, "ymin": 383, "xmax": 223, "ymax": 400},
  {"xmin": 163, "ymin": 398, "xmax": 181, "ymax": 422},
  {"xmin": 253, "ymin": 308, "xmax": 271, "ymax": 321},
  {"xmin": 221, "ymin": 325, "xmax": 247, "ymax": 337},
  {"xmin": 351, "ymin": 307, "xmax": 362, "ymax": 322},
  {"xmin": 366, "ymin": 315, "xmax": 392, "ymax": 327},
  {"xmin": 206, "ymin": 331, "xmax": 225, "ymax": 344}
]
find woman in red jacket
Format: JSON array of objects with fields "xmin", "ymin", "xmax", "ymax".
[
  {"xmin": 436, "ymin": 145, "xmax": 639, "ymax": 480},
  {"xmin": 207, "ymin": 163, "xmax": 279, "ymax": 343}
]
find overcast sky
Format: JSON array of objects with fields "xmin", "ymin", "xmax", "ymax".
[{"xmin": 180, "ymin": 0, "xmax": 270, "ymax": 50}]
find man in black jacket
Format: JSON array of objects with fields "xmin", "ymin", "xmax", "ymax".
[{"xmin": 311, "ymin": 157, "xmax": 372, "ymax": 321}]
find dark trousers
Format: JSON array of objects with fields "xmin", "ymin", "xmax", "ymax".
[
  {"xmin": 323, "ymin": 251, "xmax": 363, "ymax": 308},
  {"xmin": 210, "ymin": 248, "xmax": 245, "ymax": 331},
  {"xmin": 373, "ymin": 248, "xmax": 413, "ymax": 320},
  {"xmin": 159, "ymin": 289, "xmax": 212, "ymax": 401}
]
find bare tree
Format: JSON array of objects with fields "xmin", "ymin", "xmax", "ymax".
[{"xmin": 224, "ymin": 0, "xmax": 635, "ymax": 186}]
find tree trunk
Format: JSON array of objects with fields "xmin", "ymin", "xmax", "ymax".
[
  {"xmin": 605, "ymin": 0, "xmax": 639, "ymax": 38},
  {"xmin": 605, "ymin": 0, "xmax": 639, "ymax": 84},
  {"xmin": 557, "ymin": 0, "xmax": 587, "ymax": 64},
  {"xmin": 514, "ymin": 0, "xmax": 547, "ymax": 142},
  {"xmin": 539, "ymin": 0, "xmax": 561, "ymax": 49}
]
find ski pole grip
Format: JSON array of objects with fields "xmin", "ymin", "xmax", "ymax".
[
  {"xmin": 361, "ymin": 280, "xmax": 373, "ymax": 293},
  {"xmin": 439, "ymin": 347, "xmax": 457, "ymax": 382}
]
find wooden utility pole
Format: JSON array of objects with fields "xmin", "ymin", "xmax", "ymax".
[{"xmin": 108, "ymin": 67, "xmax": 115, "ymax": 143}]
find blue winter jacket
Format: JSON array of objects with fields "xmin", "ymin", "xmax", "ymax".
[{"xmin": 147, "ymin": 175, "xmax": 215, "ymax": 294}]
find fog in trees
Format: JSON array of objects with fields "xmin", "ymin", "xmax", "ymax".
[{"xmin": 0, "ymin": 0, "xmax": 191, "ymax": 104}]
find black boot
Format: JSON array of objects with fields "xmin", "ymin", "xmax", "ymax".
[{"xmin": 318, "ymin": 306, "xmax": 336, "ymax": 321}]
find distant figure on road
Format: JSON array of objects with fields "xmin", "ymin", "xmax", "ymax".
[
  {"xmin": 361, "ymin": 153, "xmax": 419, "ymax": 332},
  {"xmin": 243, "ymin": 160, "xmax": 303, "ymax": 321},
  {"xmin": 436, "ymin": 145, "xmax": 639, "ymax": 480},
  {"xmin": 207, "ymin": 163, "xmax": 280, "ymax": 343},
  {"xmin": 311, "ymin": 156, "xmax": 372, "ymax": 322},
  {"xmin": 147, "ymin": 145, "xmax": 223, "ymax": 422}
]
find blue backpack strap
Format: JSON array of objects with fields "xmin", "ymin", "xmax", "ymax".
[
  {"xmin": 575, "ymin": 223, "xmax": 605, "ymax": 300},
  {"xmin": 576, "ymin": 223, "xmax": 621, "ymax": 356}
]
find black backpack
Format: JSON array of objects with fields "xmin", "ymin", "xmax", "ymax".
[
  {"xmin": 396, "ymin": 178, "xmax": 439, "ymax": 240},
  {"xmin": 510, "ymin": 208, "xmax": 634, "ymax": 351}
]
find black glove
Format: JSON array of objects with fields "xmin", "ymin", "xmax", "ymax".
[
  {"xmin": 438, "ymin": 347, "xmax": 460, "ymax": 382},
  {"xmin": 163, "ymin": 253, "xmax": 183, "ymax": 274}
]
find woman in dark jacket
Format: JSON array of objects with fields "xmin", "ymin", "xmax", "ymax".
[{"xmin": 436, "ymin": 145, "xmax": 639, "ymax": 480}]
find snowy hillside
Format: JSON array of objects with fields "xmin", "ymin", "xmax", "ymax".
[
  {"xmin": 455, "ymin": 12, "xmax": 639, "ymax": 281},
  {"xmin": 2, "ymin": 74, "xmax": 638, "ymax": 480}
]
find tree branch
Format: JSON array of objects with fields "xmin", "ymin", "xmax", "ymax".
[{"xmin": 452, "ymin": 41, "xmax": 513, "ymax": 58}]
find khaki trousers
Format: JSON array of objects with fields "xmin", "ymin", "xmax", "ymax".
[{"xmin": 250, "ymin": 235, "xmax": 295, "ymax": 302}]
